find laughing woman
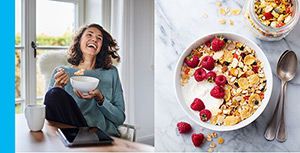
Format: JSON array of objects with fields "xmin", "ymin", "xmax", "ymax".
[{"xmin": 44, "ymin": 23, "xmax": 125, "ymax": 137}]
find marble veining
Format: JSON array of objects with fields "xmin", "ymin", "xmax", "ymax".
[{"xmin": 155, "ymin": 0, "xmax": 300, "ymax": 151}]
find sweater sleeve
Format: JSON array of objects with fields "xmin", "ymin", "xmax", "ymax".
[
  {"xmin": 97, "ymin": 67, "xmax": 126, "ymax": 126},
  {"xmin": 48, "ymin": 67, "xmax": 59, "ymax": 91}
]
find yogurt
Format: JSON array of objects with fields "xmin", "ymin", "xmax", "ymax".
[{"xmin": 181, "ymin": 76, "xmax": 223, "ymax": 116}]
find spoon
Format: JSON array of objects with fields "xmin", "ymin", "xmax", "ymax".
[
  {"xmin": 264, "ymin": 50, "xmax": 289, "ymax": 141},
  {"xmin": 276, "ymin": 50, "xmax": 297, "ymax": 142},
  {"xmin": 264, "ymin": 50, "xmax": 298, "ymax": 142}
]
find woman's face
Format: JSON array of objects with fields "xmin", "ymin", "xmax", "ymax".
[{"xmin": 79, "ymin": 27, "xmax": 103, "ymax": 57}]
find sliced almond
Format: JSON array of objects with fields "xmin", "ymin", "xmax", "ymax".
[{"xmin": 213, "ymin": 50, "xmax": 224, "ymax": 60}]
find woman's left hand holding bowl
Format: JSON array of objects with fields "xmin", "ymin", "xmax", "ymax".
[{"xmin": 73, "ymin": 88, "xmax": 104, "ymax": 104}]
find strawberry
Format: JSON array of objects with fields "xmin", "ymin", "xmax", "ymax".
[
  {"xmin": 194, "ymin": 68, "xmax": 207, "ymax": 82},
  {"xmin": 206, "ymin": 71, "xmax": 216, "ymax": 83},
  {"xmin": 191, "ymin": 133, "xmax": 205, "ymax": 147},
  {"xmin": 205, "ymin": 40, "xmax": 211, "ymax": 48},
  {"xmin": 215, "ymin": 75, "xmax": 227, "ymax": 86},
  {"xmin": 275, "ymin": 0, "xmax": 281, "ymax": 5},
  {"xmin": 211, "ymin": 36, "xmax": 225, "ymax": 51},
  {"xmin": 210, "ymin": 86, "xmax": 225, "ymax": 99},
  {"xmin": 252, "ymin": 66, "xmax": 259, "ymax": 73},
  {"xmin": 177, "ymin": 122, "xmax": 192, "ymax": 134},
  {"xmin": 263, "ymin": 12, "xmax": 273, "ymax": 20},
  {"xmin": 185, "ymin": 55, "xmax": 199, "ymax": 68},
  {"xmin": 285, "ymin": 7, "xmax": 290, "ymax": 14},
  {"xmin": 277, "ymin": 21, "xmax": 285, "ymax": 27},
  {"xmin": 185, "ymin": 68, "xmax": 190, "ymax": 74},
  {"xmin": 191, "ymin": 98, "xmax": 205, "ymax": 111},
  {"xmin": 199, "ymin": 109, "xmax": 212, "ymax": 122},
  {"xmin": 233, "ymin": 53, "xmax": 238, "ymax": 59},
  {"xmin": 201, "ymin": 56, "xmax": 215, "ymax": 70}
]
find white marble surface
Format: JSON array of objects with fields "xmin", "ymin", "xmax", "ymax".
[{"xmin": 154, "ymin": 0, "xmax": 300, "ymax": 151}]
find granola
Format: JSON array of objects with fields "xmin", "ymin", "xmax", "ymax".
[{"xmin": 180, "ymin": 37, "xmax": 267, "ymax": 126}]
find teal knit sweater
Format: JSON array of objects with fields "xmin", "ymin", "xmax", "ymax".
[{"xmin": 48, "ymin": 65, "xmax": 125, "ymax": 137}]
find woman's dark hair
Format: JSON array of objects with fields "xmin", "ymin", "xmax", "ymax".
[{"xmin": 67, "ymin": 23, "xmax": 120, "ymax": 70}]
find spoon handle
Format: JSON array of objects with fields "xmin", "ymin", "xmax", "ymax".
[
  {"xmin": 276, "ymin": 81, "xmax": 287, "ymax": 142},
  {"xmin": 264, "ymin": 81, "xmax": 283, "ymax": 141}
]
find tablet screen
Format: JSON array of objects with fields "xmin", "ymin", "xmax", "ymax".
[{"xmin": 57, "ymin": 127, "xmax": 114, "ymax": 146}]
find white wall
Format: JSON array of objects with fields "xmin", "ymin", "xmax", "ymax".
[
  {"xmin": 84, "ymin": 0, "xmax": 154, "ymax": 146},
  {"xmin": 132, "ymin": 0, "xmax": 154, "ymax": 145},
  {"xmin": 84, "ymin": 0, "xmax": 101, "ymax": 24}
]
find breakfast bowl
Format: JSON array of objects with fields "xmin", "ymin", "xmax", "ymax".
[
  {"xmin": 70, "ymin": 76, "xmax": 99, "ymax": 95},
  {"xmin": 174, "ymin": 32, "xmax": 273, "ymax": 131}
]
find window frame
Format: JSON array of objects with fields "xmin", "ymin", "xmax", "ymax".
[{"xmin": 15, "ymin": 0, "xmax": 83, "ymax": 112}]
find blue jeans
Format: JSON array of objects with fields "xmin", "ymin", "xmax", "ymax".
[{"xmin": 44, "ymin": 87, "xmax": 88, "ymax": 127}]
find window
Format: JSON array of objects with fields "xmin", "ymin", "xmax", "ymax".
[{"xmin": 15, "ymin": 0, "xmax": 83, "ymax": 113}]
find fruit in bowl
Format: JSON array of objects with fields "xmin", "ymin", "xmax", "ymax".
[
  {"xmin": 174, "ymin": 32, "xmax": 273, "ymax": 131},
  {"xmin": 70, "ymin": 76, "xmax": 99, "ymax": 95}
]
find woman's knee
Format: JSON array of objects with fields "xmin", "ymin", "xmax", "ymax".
[{"xmin": 44, "ymin": 87, "xmax": 67, "ymax": 105}]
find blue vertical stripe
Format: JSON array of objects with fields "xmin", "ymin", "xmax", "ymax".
[{"xmin": 0, "ymin": 0, "xmax": 15, "ymax": 152}]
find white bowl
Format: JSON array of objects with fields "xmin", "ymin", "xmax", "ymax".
[
  {"xmin": 70, "ymin": 76, "xmax": 99, "ymax": 95},
  {"xmin": 174, "ymin": 32, "xmax": 273, "ymax": 131}
]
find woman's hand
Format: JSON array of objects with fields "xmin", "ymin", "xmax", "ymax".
[
  {"xmin": 53, "ymin": 68, "xmax": 69, "ymax": 88},
  {"xmin": 73, "ymin": 88, "xmax": 104, "ymax": 104}
]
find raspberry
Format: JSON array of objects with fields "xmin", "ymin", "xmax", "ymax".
[
  {"xmin": 185, "ymin": 55, "xmax": 199, "ymax": 68},
  {"xmin": 215, "ymin": 75, "xmax": 227, "ymax": 86},
  {"xmin": 199, "ymin": 109, "xmax": 212, "ymax": 122},
  {"xmin": 211, "ymin": 36, "xmax": 225, "ymax": 51},
  {"xmin": 190, "ymin": 98, "xmax": 205, "ymax": 111},
  {"xmin": 191, "ymin": 133, "xmax": 205, "ymax": 147},
  {"xmin": 210, "ymin": 86, "xmax": 225, "ymax": 99},
  {"xmin": 177, "ymin": 122, "xmax": 192, "ymax": 134},
  {"xmin": 194, "ymin": 68, "xmax": 206, "ymax": 82},
  {"xmin": 206, "ymin": 71, "xmax": 216, "ymax": 83},
  {"xmin": 201, "ymin": 56, "xmax": 215, "ymax": 70}
]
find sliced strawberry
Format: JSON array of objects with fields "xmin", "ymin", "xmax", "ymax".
[
  {"xmin": 277, "ymin": 21, "xmax": 285, "ymax": 27},
  {"xmin": 264, "ymin": 12, "xmax": 273, "ymax": 20},
  {"xmin": 205, "ymin": 40, "xmax": 211, "ymax": 48},
  {"xmin": 185, "ymin": 68, "xmax": 190, "ymax": 74},
  {"xmin": 233, "ymin": 53, "xmax": 238, "ymax": 59},
  {"xmin": 253, "ymin": 66, "xmax": 259, "ymax": 73},
  {"xmin": 285, "ymin": 7, "xmax": 290, "ymax": 14}
]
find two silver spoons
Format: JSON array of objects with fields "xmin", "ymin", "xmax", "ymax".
[{"xmin": 264, "ymin": 50, "xmax": 298, "ymax": 142}]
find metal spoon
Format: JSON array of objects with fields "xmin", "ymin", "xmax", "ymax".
[
  {"xmin": 276, "ymin": 50, "xmax": 297, "ymax": 142},
  {"xmin": 264, "ymin": 50, "xmax": 297, "ymax": 141}
]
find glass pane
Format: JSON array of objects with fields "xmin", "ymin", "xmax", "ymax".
[
  {"xmin": 15, "ymin": 103, "xmax": 22, "ymax": 114},
  {"xmin": 15, "ymin": 49, "xmax": 22, "ymax": 99},
  {"xmin": 15, "ymin": 0, "xmax": 21, "ymax": 46},
  {"xmin": 36, "ymin": 49, "xmax": 68, "ymax": 101},
  {"xmin": 36, "ymin": 0, "xmax": 75, "ymax": 46}
]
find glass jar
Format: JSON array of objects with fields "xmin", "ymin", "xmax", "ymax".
[{"xmin": 242, "ymin": 0, "xmax": 299, "ymax": 41}]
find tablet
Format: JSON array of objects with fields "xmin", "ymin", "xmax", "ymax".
[{"xmin": 56, "ymin": 127, "xmax": 114, "ymax": 147}]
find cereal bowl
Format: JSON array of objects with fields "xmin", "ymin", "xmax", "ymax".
[
  {"xmin": 70, "ymin": 76, "xmax": 99, "ymax": 95},
  {"xmin": 174, "ymin": 32, "xmax": 273, "ymax": 131}
]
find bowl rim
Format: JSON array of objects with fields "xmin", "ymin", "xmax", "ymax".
[
  {"xmin": 174, "ymin": 31, "xmax": 273, "ymax": 131},
  {"xmin": 70, "ymin": 76, "xmax": 99, "ymax": 83}
]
